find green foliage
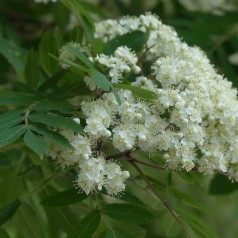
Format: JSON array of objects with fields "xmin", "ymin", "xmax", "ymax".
[
  {"xmin": 102, "ymin": 203, "xmax": 154, "ymax": 224},
  {"xmin": 24, "ymin": 129, "xmax": 48, "ymax": 159},
  {"xmin": 209, "ymin": 174, "xmax": 238, "ymax": 195},
  {"xmin": 0, "ymin": 125, "xmax": 26, "ymax": 147},
  {"xmin": 113, "ymin": 84, "xmax": 156, "ymax": 102},
  {"xmin": 0, "ymin": 36, "xmax": 26, "ymax": 81},
  {"xmin": 41, "ymin": 189, "xmax": 88, "ymax": 207},
  {"xmin": 0, "ymin": 228, "xmax": 10, "ymax": 238},
  {"xmin": 0, "ymin": 199, "xmax": 20, "ymax": 226},
  {"xmin": 105, "ymin": 229, "xmax": 134, "ymax": 238},
  {"xmin": 12, "ymin": 202, "xmax": 46, "ymax": 238},
  {"xmin": 60, "ymin": 0, "xmax": 95, "ymax": 47},
  {"xmin": 24, "ymin": 49, "xmax": 40, "ymax": 90},
  {"xmin": 0, "ymin": 91, "xmax": 39, "ymax": 106},
  {"xmin": 0, "ymin": 110, "xmax": 24, "ymax": 131},
  {"xmin": 0, "ymin": 154, "xmax": 11, "ymax": 166},
  {"xmin": 29, "ymin": 113, "xmax": 83, "ymax": 133},
  {"xmin": 116, "ymin": 191, "xmax": 146, "ymax": 207},
  {"xmin": 91, "ymin": 69, "xmax": 111, "ymax": 91},
  {"xmin": 67, "ymin": 210, "xmax": 101, "ymax": 238},
  {"xmin": 39, "ymin": 28, "xmax": 64, "ymax": 77},
  {"xmin": 30, "ymin": 124, "xmax": 73, "ymax": 149},
  {"xmin": 103, "ymin": 31, "xmax": 149, "ymax": 55},
  {"xmin": 64, "ymin": 45, "xmax": 95, "ymax": 69}
]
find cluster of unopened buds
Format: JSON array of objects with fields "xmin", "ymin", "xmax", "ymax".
[{"xmin": 48, "ymin": 12, "xmax": 238, "ymax": 195}]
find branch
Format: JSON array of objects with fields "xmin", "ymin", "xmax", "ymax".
[
  {"xmin": 128, "ymin": 155, "xmax": 192, "ymax": 238},
  {"xmin": 130, "ymin": 157, "xmax": 165, "ymax": 170}
]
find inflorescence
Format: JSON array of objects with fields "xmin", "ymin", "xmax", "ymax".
[{"xmin": 49, "ymin": 13, "xmax": 238, "ymax": 195}]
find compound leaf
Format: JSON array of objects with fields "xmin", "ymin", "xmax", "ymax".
[{"xmin": 24, "ymin": 130, "xmax": 48, "ymax": 158}]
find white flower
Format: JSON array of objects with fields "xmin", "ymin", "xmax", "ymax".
[
  {"xmin": 104, "ymin": 161, "xmax": 130, "ymax": 196},
  {"xmin": 112, "ymin": 125, "xmax": 136, "ymax": 151}
]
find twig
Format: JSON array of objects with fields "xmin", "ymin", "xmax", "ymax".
[
  {"xmin": 128, "ymin": 155, "xmax": 192, "ymax": 238},
  {"xmin": 105, "ymin": 150, "xmax": 131, "ymax": 160},
  {"xmin": 130, "ymin": 158, "xmax": 165, "ymax": 170},
  {"xmin": 20, "ymin": 172, "xmax": 60, "ymax": 200}
]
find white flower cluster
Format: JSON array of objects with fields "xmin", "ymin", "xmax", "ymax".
[
  {"xmin": 48, "ymin": 127, "xmax": 129, "ymax": 196},
  {"xmin": 95, "ymin": 13, "xmax": 181, "ymax": 57},
  {"xmin": 95, "ymin": 13, "xmax": 161, "ymax": 42},
  {"xmin": 95, "ymin": 14, "xmax": 238, "ymax": 177},
  {"xmin": 94, "ymin": 46, "xmax": 141, "ymax": 83},
  {"xmin": 81, "ymin": 90, "xmax": 161, "ymax": 153},
  {"xmin": 52, "ymin": 13, "xmax": 238, "ymax": 195},
  {"xmin": 35, "ymin": 0, "xmax": 57, "ymax": 3}
]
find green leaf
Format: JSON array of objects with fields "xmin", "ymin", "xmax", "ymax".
[
  {"xmin": 62, "ymin": 59, "xmax": 88, "ymax": 74},
  {"xmin": 67, "ymin": 210, "xmax": 101, "ymax": 238},
  {"xmin": 79, "ymin": 1, "xmax": 107, "ymax": 19},
  {"xmin": 56, "ymin": 72, "xmax": 92, "ymax": 97},
  {"xmin": 0, "ymin": 154, "xmax": 11, "ymax": 166},
  {"xmin": 24, "ymin": 130, "xmax": 48, "ymax": 158},
  {"xmin": 68, "ymin": 26, "xmax": 83, "ymax": 43},
  {"xmin": 60, "ymin": 0, "xmax": 94, "ymax": 26},
  {"xmin": 111, "ymin": 86, "xmax": 122, "ymax": 105},
  {"xmin": 159, "ymin": 212, "xmax": 182, "ymax": 237},
  {"xmin": 34, "ymin": 100, "xmax": 73, "ymax": 113},
  {"xmin": 113, "ymin": 84, "xmax": 156, "ymax": 101},
  {"xmin": 24, "ymin": 49, "xmax": 39, "ymax": 89},
  {"xmin": 0, "ymin": 91, "xmax": 39, "ymax": 106},
  {"xmin": 0, "ymin": 109, "xmax": 23, "ymax": 121},
  {"xmin": 38, "ymin": 70, "xmax": 65, "ymax": 92},
  {"xmin": 42, "ymin": 186, "xmax": 78, "ymax": 234},
  {"xmin": 53, "ymin": 1, "xmax": 70, "ymax": 31},
  {"xmin": 0, "ymin": 116, "xmax": 23, "ymax": 131},
  {"xmin": 102, "ymin": 190, "xmax": 146, "ymax": 207},
  {"xmin": 81, "ymin": 15, "xmax": 95, "ymax": 49},
  {"xmin": 173, "ymin": 189, "xmax": 212, "ymax": 214},
  {"xmin": 118, "ymin": 192, "xmax": 146, "ymax": 207},
  {"xmin": 0, "ymin": 110, "xmax": 24, "ymax": 131},
  {"xmin": 61, "ymin": 0, "xmax": 95, "ymax": 46},
  {"xmin": 0, "ymin": 36, "xmax": 27, "ymax": 81},
  {"xmin": 13, "ymin": 202, "xmax": 46, "ymax": 238},
  {"xmin": 39, "ymin": 28, "xmax": 63, "ymax": 77},
  {"xmin": 41, "ymin": 189, "xmax": 88, "ymax": 207},
  {"xmin": 209, "ymin": 174, "xmax": 238, "ymax": 195},
  {"xmin": 0, "ymin": 199, "xmax": 20, "ymax": 226},
  {"xmin": 103, "ymin": 203, "xmax": 154, "ymax": 224},
  {"xmin": 29, "ymin": 113, "xmax": 83, "ymax": 133},
  {"xmin": 105, "ymin": 229, "xmax": 134, "ymax": 238},
  {"xmin": 18, "ymin": 165, "xmax": 43, "ymax": 181},
  {"xmin": 30, "ymin": 124, "xmax": 73, "ymax": 149},
  {"xmin": 0, "ymin": 125, "xmax": 26, "ymax": 148},
  {"xmin": 65, "ymin": 45, "xmax": 95, "ymax": 69},
  {"xmin": 91, "ymin": 69, "xmax": 111, "ymax": 91},
  {"xmin": 103, "ymin": 31, "xmax": 149, "ymax": 55},
  {"xmin": 0, "ymin": 228, "xmax": 10, "ymax": 238},
  {"xmin": 178, "ymin": 208, "xmax": 219, "ymax": 238}
]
